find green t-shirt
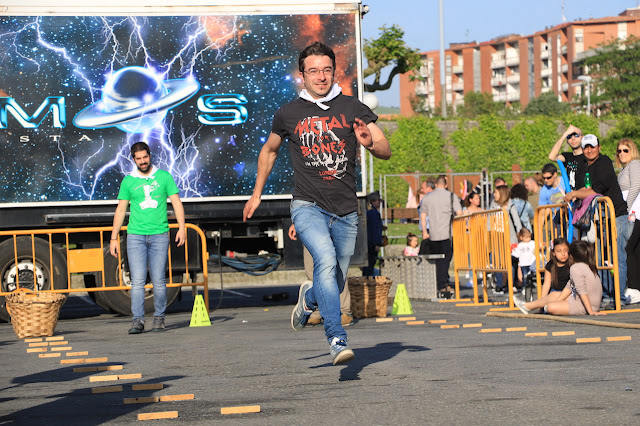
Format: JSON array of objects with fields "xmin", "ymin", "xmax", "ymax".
[{"xmin": 117, "ymin": 168, "xmax": 180, "ymax": 235}]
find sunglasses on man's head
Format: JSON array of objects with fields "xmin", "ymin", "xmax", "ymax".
[
  {"xmin": 617, "ymin": 148, "xmax": 630, "ymax": 154},
  {"xmin": 566, "ymin": 133, "xmax": 581, "ymax": 140}
]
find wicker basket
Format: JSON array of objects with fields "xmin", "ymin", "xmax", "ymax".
[
  {"xmin": 6, "ymin": 290, "xmax": 67, "ymax": 339},
  {"xmin": 348, "ymin": 276, "xmax": 393, "ymax": 319}
]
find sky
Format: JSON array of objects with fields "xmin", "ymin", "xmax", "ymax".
[{"xmin": 361, "ymin": 0, "xmax": 639, "ymax": 107}]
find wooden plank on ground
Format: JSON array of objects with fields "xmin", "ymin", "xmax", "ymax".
[
  {"xmin": 91, "ymin": 385, "xmax": 123, "ymax": 394},
  {"xmin": 406, "ymin": 320, "xmax": 425, "ymax": 325},
  {"xmin": 138, "ymin": 411, "xmax": 178, "ymax": 421},
  {"xmin": 440, "ymin": 324, "xmax": 459, "ymax": 329},
  {"xmin": 27, "ymin": 347, "xmax": 47, "ymax": 353},
  {"xmin": 159, "ymin": 394, "xmax": 194, "ymax": 402},
  {"xmin": 398, "ymin": 317, "xmax": 416, "ymax": 321},
  {"xmin": 552, "ymin": 331, "xmax": 575, "ymax": 336},
  {"xmin": 48, "ymin": 341, "xmax": 69, "ymax": 346},
  {"xmin": 39, "ymin": 353, "xmax": 61, "ymax": 358},
  {"xmin": 29, "ymin": 342, "xmax": 48, "ymax": 347},
  {"xmin": 124, "ymin": 396, "xmax": 160, "ymax": 405},
  {"xmin": 67, "ymin": 352, "xmax": 89, "ymax": 356},
  {"xmin": 525, "ymin": 332, "xmax": 548, "ymax": 337},
  {"xmin": 118, "ymin": 373, "xmax": 142, "ymax": 380},
  {"xmin": 45, "ymin": 336, "xmax": 65, "ymax": 341},
  {"xmin": 375, "ymin": 318, "xmax": 393, "ymax": 322},
  {"xmin": 506, "ymin": 327, "xmax": 527, "ymax": 332},
  {"xmin": 576, "ymin": 337, "xmax": 601, "ymax": 343},
  {"xmin": 606, "ymin": 336, "xmax": 631, "ymax": 342},
  {"xmin": 428, "ymin": 319, "xmax": 447, "ymax": 324},
  {"xmin": 479, "ymin": 328, "xmax": 502, "ymax": 333},
  {"xmin": 25, "ymin": 338, "xmax": 43, "ymax": 343},
  {"xmin": 132, "ymin": 383, "xmax": 164, "ymax": 391},
  {"xmin": 90, "ymin": 375, "xmax": 119, "ymax": 382},
  {"xmin": 220, "ymin": 405, "xmax": 261, "ymax": 415},
  {"xmin": 51, "ymin": 346, "xmax": 72, "ymax": 352}
]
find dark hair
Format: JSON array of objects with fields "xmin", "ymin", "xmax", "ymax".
[
  {"xmin": 423, "ymin": 179, "xmax": 435, "ymax": 191},
  {"xmin": 494, "ymin": 176, "xmax": 506, "ymax": 185},
  {"xmin": 298, "ymin": 41, "xmax": 336, "ymax": 73},
  {"xmin": 435, "ymin": 175, "xmax": 447, "ymax": 186},
  {"xmin": 464, "ymin": 191, "xmax": 480, "ymax": 208},
  {"xmin": 510, "ymin": 183, "xmax": 529, "ymax": 202},
  {"xmin": 548, "ymin": 237, "xmax": 571, "ymax": 290},
  {"xmin": 131, "ymin": 141, "xmax": 150, "ymax": 158},
  {"xmin": 406, "ymin": 233, "xmax": 418, "ymax": 245},
  {"xmin": 569, "ymin": 240, "xmax": 597, "ymax": 275},
  {"xmin": 542, "ymin": 163, "xmax": 558, "ymax": 175},
  {"xmin": 517, "ymin": 227, "xmax": 531, "ymax": 241}
]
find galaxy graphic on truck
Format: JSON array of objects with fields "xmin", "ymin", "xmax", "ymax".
[{"xmin": 0, "ymin": 14, "xmax": 359, "ymax": 203}]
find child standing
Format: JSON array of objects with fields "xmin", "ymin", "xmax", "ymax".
[
  {"xmin": 515, "ymin": 241, "xmax": 604, "ymax": 316},
  {"xmin": 511, "ymin": 228, "xmax": 536, "ymax": 287},
  {"xmin": 403, "ymin": 233, "xmax": 419, "ymax": 256}
]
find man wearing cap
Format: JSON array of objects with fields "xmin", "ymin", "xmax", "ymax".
[
  {"xmin": 564, "ymin": 134, "xmax": 630, "ymax": 304},
  {"xmin": 363, "ymin": 191, "xmax": 385, "ymax": 276},
  {"xmin": 549, "ymin": 124, "xmax": 587, "ymax": 190},
  {"xmin": 419, "ymin": 175, "xmax": 462, "ymax": 298}
]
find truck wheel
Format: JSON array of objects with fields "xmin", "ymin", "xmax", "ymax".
[
  {"xmin": 94, "ymin": 248, "xmax": 181, "ymax": 316},
  {"xmin": 0, "ymin": 237, "xmax": 68, "ymax": 322},
  {"xmin": 83, "ymin": 274, "xmax": 115, "ymax": 313}
]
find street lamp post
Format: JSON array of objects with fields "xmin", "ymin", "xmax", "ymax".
[{"xmin": 577, "ymin": 75, "xmax": 592, "ymax": 115}]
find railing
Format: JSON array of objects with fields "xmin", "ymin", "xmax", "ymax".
[
  {"xmin": 0, "ymin": 223, "xmax": 210, "ymax": 310},
  {"xmin": 453, "ymin": 208, "xmax": 514, "ymax": 306},
  {"xmin": 532, "ymin": 198, "xmax": 622, "ymax": 311},
  {"xmin": 453, "ymin": 198, "xmax": 625, "ymax": 313}
]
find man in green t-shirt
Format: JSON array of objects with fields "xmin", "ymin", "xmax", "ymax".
[{"xmin": 110, "ymin": 142, "xmax": 186, "ymax": 334}]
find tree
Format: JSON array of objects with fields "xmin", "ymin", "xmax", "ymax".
[
  {"xmin": 582, "ymin": 36, "xmax": 640, "ymax": 115},
  {"xmin": 456, "ymin": 91, "xmax": 501, "ymax": 118},
  {"xmin": 523, "ymin": 91, "xmax": 572, "ymax": 116},
  {"xmin": 363, "ymin": 25, "xmax": 422, "ymax": 92}
]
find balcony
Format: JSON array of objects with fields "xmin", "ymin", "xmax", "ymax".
[
  {"xmin": 507, "ymin": 91, "xmax": 520, "ymax": 102},
  {"xmin": 452, "ymin": 64, "xmax": 463, "ymax": 74},
  {"xmin": 506, "ymin": 74, "xmax": 520, "ymax": 83},
  {"xmin": 491, "ymin": 76, "xmax": 506, "ymax": 86},
  {"xmin": 491, "ymin": 60, "xmax": 505, "ymax": 69},
  {"xmin": 562, "ymin": 82, "xmax": 569, "ymax": 91},
  {"xmin": 561, "ymin": 63, "xmax": 568, "ymax": 73},
  {"xmin": 541, "ymin": 68, "xmax": 552, "ymax": 77},
  {"xmin": 561, "ymin": 45, "xmax": 568, "ymax": 55},
  {"xmin": 452, "ymin": 81, "xmax": 464, "ymax": 91},
  {"xmin": 540, "ymin": 48, "xmax": 550, "ymax": 59},
  {"xmin": 493, "ymin": 92, "xmax": 507, "ymax": 102},
  {"xmin": 415, "ymin": 84, "xmax": 430, "ymax": 95},
  {"xmin": 506, "ymin": 56, "xmax": 519, "ymax": 66}
]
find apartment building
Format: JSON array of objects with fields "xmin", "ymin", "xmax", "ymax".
[{"xmin": 399, "ymin": 7, "xmax": 640, "ymax": 116}]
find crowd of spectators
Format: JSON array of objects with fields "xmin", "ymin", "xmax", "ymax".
[{"xmin": 367, "ymin": 123, "xmax": 639, "ymax": 314}]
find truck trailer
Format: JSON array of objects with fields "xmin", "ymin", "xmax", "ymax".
[{"xmin": 0, "ymin": 0, "xmax": 372, "ymax": 319}]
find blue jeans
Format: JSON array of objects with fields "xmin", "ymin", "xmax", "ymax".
[
  {"xmin": 127, "ymin": 232, "xmax": 170, "ymax": 320},
  {"xmin": 290, "ymin": 200, "xmax": 358, "ymax": 343}
]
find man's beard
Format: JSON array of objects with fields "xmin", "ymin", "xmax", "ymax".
[{"xmin": 137, "ymin": 163, "xmax": 151, "ymax": 173}]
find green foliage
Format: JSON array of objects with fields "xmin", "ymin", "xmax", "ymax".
[
  {"xmin": 582, "ymin": 36, "xmax": 640, "ymax": 115},
  {"xmin": 363, "ymin": 25, "xmax": 422, "ymax": 92},
  {"xmin": 600, "ymin": 115, "xmax": 640, "ymax": 159},
  {"xmin": 523, "ymin": 91, "xmax": 572, "ymax": 116},
  {"xmin": 372, "ymin": 116, "xmax": 444, "ymax": 207},
  {"xmin": 456, "ymin": 92, "xmax": 500, "ymax": 118}
]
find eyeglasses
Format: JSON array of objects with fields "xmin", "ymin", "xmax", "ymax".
[
  {"xmin": 542, "ymin": 175, "xmax": 554, "ymax": 181},
  {"xmin": 304, "ymin": 67, "xmax": 334, "ymax": 77},
  {"xmin": 617, "ymin": 148, "xmax": 630, "ymax": 154},
  {"xmin": 566, "ymin": 133, "xmax": 581, "ymax": 140}
]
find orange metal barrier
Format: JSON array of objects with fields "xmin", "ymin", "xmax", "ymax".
[
  {"xmin": 532, "ymin": 197, "xmax": 623, "ymax": 312},
  {"xmin": 454, "ymin": 197, "xmax": 626, "ymax": 313},
  {"xmin": 453, "ymin": 208, "xmax": 515, "ymax": 307},
  {"xmin": 0, "ymin": 223, "xmax": 210, "ymax": 310}
]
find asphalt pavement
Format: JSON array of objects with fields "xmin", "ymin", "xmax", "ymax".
[{"xmin": 2, "ymin": 284, "xmax": 640, "ymax": 425}]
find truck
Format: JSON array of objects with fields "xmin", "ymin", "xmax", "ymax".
[{"xmin": 0, "ymin": 0, "xmax": 372, "ymax": 320}]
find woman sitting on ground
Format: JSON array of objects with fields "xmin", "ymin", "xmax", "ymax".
[{"xmin": 515, "ymin": 241, "xmax": 604, "ymax": 316}]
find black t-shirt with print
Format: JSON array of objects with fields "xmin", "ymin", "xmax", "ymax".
[
  {"xmin": 271, "ymin": 93, "xmax": 377, "ymax": 216},
  {"xmin": 545, "ymin": 261, "xmax": 570, "ymax": 292},
  {"xmin": 587, "ymin": 154, "xmax": 627, "ymax": 218},
  {"xmin": 561, "ymin": 151, "xmax": 586, "ymax": 190}
]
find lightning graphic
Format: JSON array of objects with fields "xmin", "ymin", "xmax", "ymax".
[{"xmin": 1, "ymin": 16, "xmax": 238, "ymax": 200}]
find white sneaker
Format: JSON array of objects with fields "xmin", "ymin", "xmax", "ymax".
[{"xmin": 514, "ymin": 297, "xmax": 532, "ymax": 314}]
